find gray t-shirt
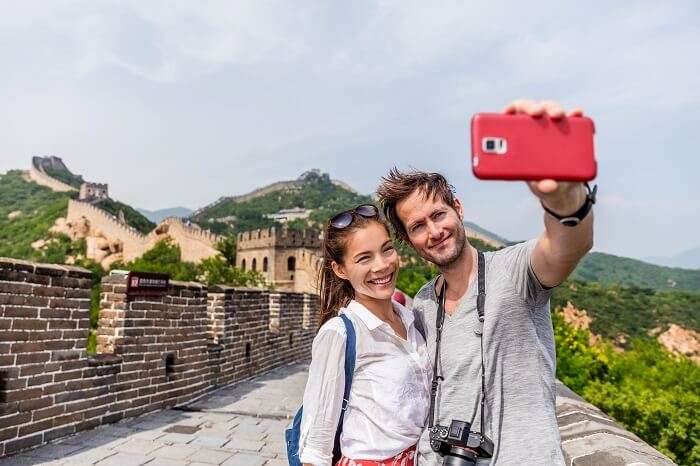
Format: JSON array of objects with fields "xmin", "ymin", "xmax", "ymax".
[{"xmin": 414, "ymin": 240, "xmax": 564, "ymax": 466}]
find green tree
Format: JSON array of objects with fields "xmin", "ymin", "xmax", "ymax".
[
  {"xmin": 552, "ymin": 309, "xmax": 700, "ymax": 464},
  {"xmin": 197, "ymin": 255, "xmax": 267, "ymax": 287},
  {"xmin": 114, "ymin": 238, "xmax": 199, "ymax": 281},
  {"xmin": 216, "ymin": 236, "xmax": 237, "ymax": 266}
]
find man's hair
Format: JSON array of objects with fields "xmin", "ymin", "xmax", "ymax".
[{"xmin": 376, "ymin": 167, "xmax": 457, "ymax": 242}]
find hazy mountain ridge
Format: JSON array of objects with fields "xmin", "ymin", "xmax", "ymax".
[
  {"xmin": 644, "ymin": 246, "xmax": 700, "ymax": 270},
  {"xmin": 573, "ymin": 251, "xmax": 700, "ymax": 292},
  {"xmin": 137, "ymin": 207, "xmax": 194, "ymax": 223}
]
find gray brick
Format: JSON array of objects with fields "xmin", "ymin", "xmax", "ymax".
[
  {"xmin": 113, "ymin": 439, "xmax": 160, "ymax": 455},
  {"xmin": 221, "ymin": 438, "xmax": 264, "ymax": 453},
  {"xmin": 229, "ymin": 423, "xmax": 268, "ymax": 441},
  {"xmin": 261, "ymin": 440, "xmax": 287, "ymax": 456},
  {"xmin": 23, "ymin": 442, "xmax": 83, "ymax": 459},
  {"xmin": 131, "ymin": 429, "xmax": 167, "ymax": 441},
  {"xmin": 150, "ymin": 444, "xmax": 199, "ymax": 460},
  {"xmin": 95, "ymin": 452, "xmax": 152, "ymax": 466},
  {"xmin": 66, "ymin": 447, "xmax": 116, "ymax": 465},
  {"xmin": 158, "ymin": 433, "xmax": 197, "ymax": 445},
  {"xmin": 263, "ymin": 460, "xmax": 289, "ymax": 466},
  {"xmin": 189, "ymin": 436, "xmax": 230, "ymax": 449},
  {"xmin": 188, "ymin": 448, "xmax": 234, "ymax": 465},
  {"xmin": 221, "ymin": 453, "xmax": 266, "ymax": 466},
  {"xmin": 142, "ymin": 459, "xmax": 189, "ymax": 466}
]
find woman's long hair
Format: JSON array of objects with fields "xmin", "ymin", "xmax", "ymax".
[{"xmin": 317, "ymin": 210, "xmax": 391, "ymax": 330}]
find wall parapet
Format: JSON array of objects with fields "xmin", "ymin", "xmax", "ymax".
[
  {"xmin": 158, "ymin": 217, "xmax": 222, "ymax": 247},
  {"xmin": 556, "ymin": 381, "xmax": 674, "ymax": 465},
  {"xmin": 67, "ymin": 200, "xmax": 147, "ymax": 243},
  {"xmin": 0, "ymin": 258, "xmax": 315, "ymax": 458}
]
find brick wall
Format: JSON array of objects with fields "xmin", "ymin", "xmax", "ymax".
[{"xmin": 0, "ymin": 258, "xmax": 316, "ymax": 458}]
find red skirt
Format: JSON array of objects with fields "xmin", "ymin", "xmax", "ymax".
[{"xmin": 335, "ymin": 445, "xmax": 416, "ymax": 466}]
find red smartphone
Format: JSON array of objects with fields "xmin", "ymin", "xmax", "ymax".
[{"xmin": 470, "ymin": 113, "xmax": 597, "ymax": 181}]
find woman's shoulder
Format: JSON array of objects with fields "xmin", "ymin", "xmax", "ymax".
[{"xmin": 315, "ymin": 310, "xmax": 350, "ymax": 339}]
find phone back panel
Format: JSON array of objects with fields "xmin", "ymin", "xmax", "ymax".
[{"xmin": 471, "ymin": 113, "xmax": 597, "ymax": 181}]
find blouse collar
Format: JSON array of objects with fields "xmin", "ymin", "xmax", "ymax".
[{"xmin": 346, "ymin": 299, "xmax": 414, "ymax": 331}]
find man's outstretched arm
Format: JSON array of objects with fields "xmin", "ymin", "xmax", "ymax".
[{"xmin": 504, "ymin": 99, "xmax": 595, "ymax": 288}]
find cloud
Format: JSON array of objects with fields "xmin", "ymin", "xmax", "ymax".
[
  {"xmin": 1, "ymin": 0, "xmax": 311, "ymax": 83},
  {"xmin": 0, "ymin": 1, "xmax": 698, "ymax": 259}
]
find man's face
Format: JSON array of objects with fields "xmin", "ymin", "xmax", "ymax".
[{"xmin": 396, "ymin": 189, "xmax": 467, "ymax": 267}]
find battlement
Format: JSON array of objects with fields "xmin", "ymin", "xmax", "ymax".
[
  {"xmin": 68, "ymin": 200, "xmax": 147, "ymax": 242},
  {"xmin": 237, "ymin": 227, "xmax": 321, "ymax": 250},
  {"xmin": 159, "ymin": 217, "xmax": 222, "ymax": 245}
]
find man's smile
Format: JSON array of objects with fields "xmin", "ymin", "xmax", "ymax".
[{"xmin": 428, "ymin": 234, "xmax": 452, "ymax": 250}]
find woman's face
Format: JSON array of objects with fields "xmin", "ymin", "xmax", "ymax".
[{"xmin": 332, "ymin": 221, "xmax": 400, "ymax": 302}]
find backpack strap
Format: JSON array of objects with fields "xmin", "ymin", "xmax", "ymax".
[
  {"xmin": 332, "ymin": 313, "xmax": 356, "ymax": 462},
  {"xmin": 338, "ymin": 313, "xmax": 356, "ymax": 411}
]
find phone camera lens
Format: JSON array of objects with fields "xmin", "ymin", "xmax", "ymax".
[{"xmin": 485, "ymin": 139, "xmax": 496, "ymax": 151}]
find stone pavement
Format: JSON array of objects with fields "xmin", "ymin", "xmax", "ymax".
[{"xmin": 0, "ymin": 362, "xmax": 309, "ymax": 466}]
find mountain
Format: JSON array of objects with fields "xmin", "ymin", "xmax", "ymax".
[
  {"xmin": 463, "ymin": 220, "xmax": 512, "ymax": 247},
  {"xmin": 0, "ymin": 170, "xmax": 70, "ymax": 261},
  {"xmin": 191, "ymin": 170, "xmax": 375, "ymax": 236},
  {"xmin": 0, "ymin": 161, "xmax": 154, "ymax": 263},
  {"xmin": 552, "ymin": 279, "xmax": 700, "ymax": 340},
  {"xmin": 644, "ymin": 246, "xmax": 700, "ymax": 270},
  {"xmin": 573, "ymin": 251, "xmax": 700, "ymax": 292},
  {"xmin": 137, "ymin": 207, "xmax": 194, "ymax": 223}
]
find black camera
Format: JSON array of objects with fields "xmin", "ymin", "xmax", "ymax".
[{"xmin": 429, "ymin": 420, "xmax": 494, "ymax": 466}]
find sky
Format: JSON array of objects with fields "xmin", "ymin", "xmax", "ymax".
[{"xmin": 0, "ymin": 1, "xmax": 698, "ymax": 261}]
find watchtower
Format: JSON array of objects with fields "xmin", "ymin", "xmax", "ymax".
[
  {"xmin": 79, "ymin": 182, "xmax": 109, "ymax": 203},
  {"xmin": 236, "ymin": 227, "xmax": 322, "ymax": 293}
]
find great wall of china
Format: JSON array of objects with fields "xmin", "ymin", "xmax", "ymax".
[
  {"xmin": 0, "ymin": 257, "xmax": 676, "ymax": 464},
  {"xmin": 59, "ymin": 201, "xmax": 223, "ymax": 266},
  {"xmin": 28, "ymin": 157, "xmax": 78, "ymax": 193},
  {"xmin": 25, "ymin": 157, "xmax": 223, "ymax": 268}
]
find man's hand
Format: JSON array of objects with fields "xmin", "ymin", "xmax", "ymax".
[
  {"xmin": 503, "ymin": 99, "xmax": 587, "ymax": 215},
  {"xmin": 503, "ymin": 99, "xmax": 594, "ymax": 288}
]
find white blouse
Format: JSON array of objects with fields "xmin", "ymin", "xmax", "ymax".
[{"xmin": 298, "ymin": 300, "xmax": 432, "ymax": 466}]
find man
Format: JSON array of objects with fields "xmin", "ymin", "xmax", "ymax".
[{"xmin": 376, "ymin": 100, "xmax": 595, "ymax": 465}]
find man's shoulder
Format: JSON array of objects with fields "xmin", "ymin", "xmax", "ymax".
[{"xmin": 486, "ymin": 239, "xmax": 537, "ymax": 267}]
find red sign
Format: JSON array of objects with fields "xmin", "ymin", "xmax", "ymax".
[{"xmin": 126, "ymin": 272, "xmax": 169, "ymax": 296}]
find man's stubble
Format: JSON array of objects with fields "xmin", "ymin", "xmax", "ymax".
[{"xmin": 423, "ymin": 223, "xmax": 468, "ymax": 270}]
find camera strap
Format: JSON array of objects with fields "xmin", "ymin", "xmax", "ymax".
[{"xmin": 427, "ymin": 250, "xmax": 486, "ymax": 430}]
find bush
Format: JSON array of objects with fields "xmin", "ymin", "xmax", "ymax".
[
  {"xmin": 114, "ymin": 238, "xmax": 269, "ymax": 288},
  {"xmin": 552, "ymin": 310, "xmax": 700, "ymax": 464}
]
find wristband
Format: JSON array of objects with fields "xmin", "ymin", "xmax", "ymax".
[{"xmin": 541, "ymin": 183, "xmax": 597, "ymax": 227}]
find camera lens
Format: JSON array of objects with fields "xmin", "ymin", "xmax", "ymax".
[
  {"xmin": 443, "ymin": 447, "xmax": 478, "ymax": 466},
  {"xmin": 485, "ymin": 140, "xmax": 495, "ymax": 151}
]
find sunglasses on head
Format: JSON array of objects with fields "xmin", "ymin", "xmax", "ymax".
[{"xmin": 330, "ymin": 204, "xmax": 379, "ymax": 229}]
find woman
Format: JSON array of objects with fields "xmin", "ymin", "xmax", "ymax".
[{"xmin": 297, "ymin": 204, "xmax": 431, "ymax": 466}]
